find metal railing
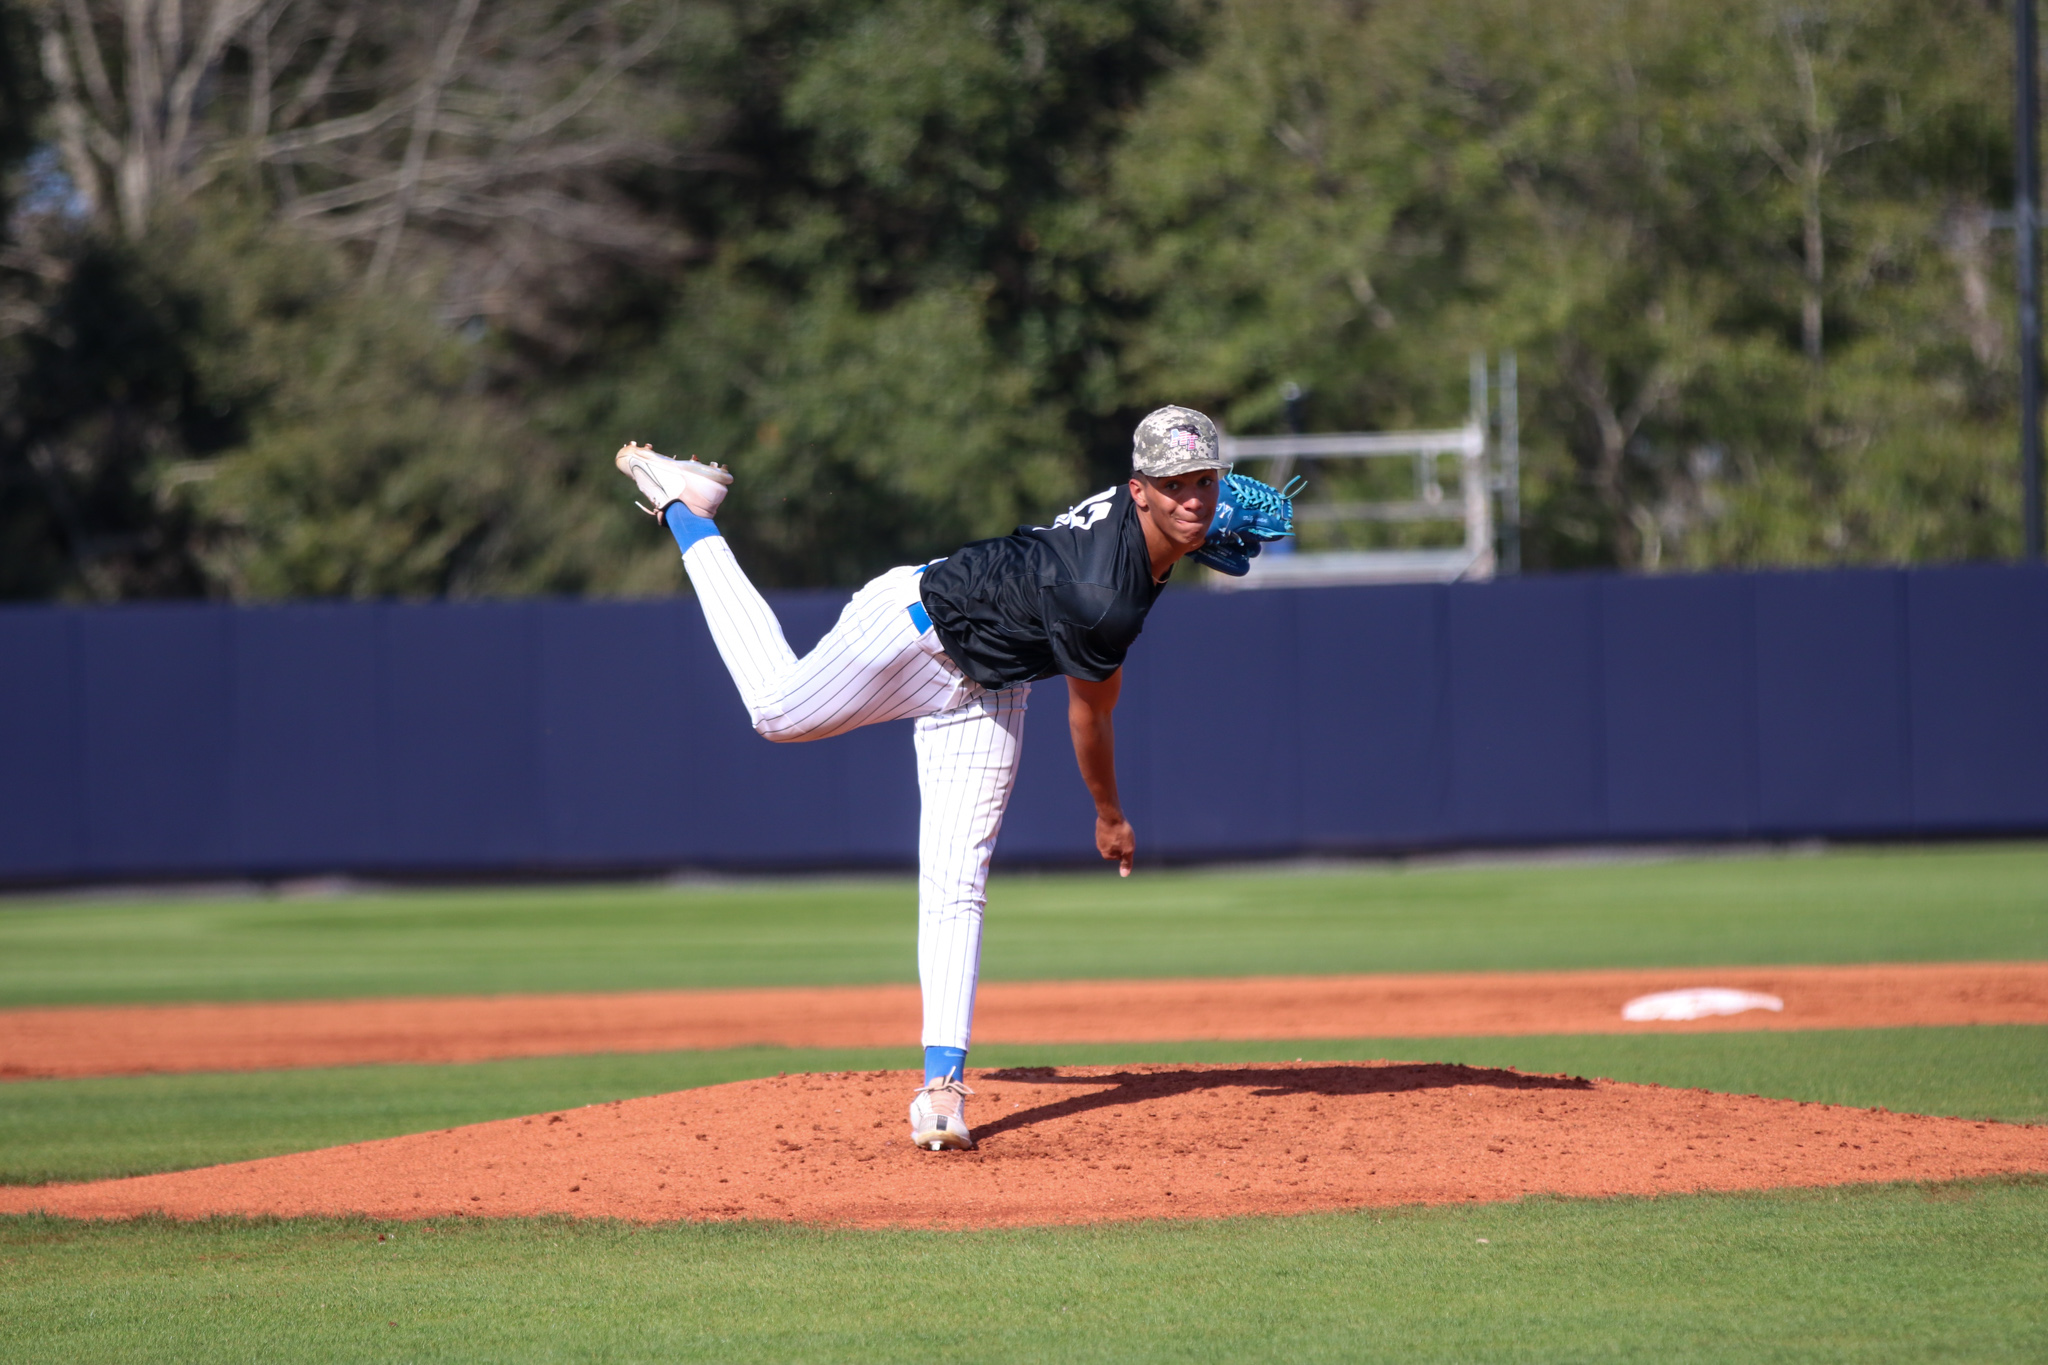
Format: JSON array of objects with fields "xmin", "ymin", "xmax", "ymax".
[
  {"xmin": 1215, "ymin": 423, "xmax": 1493, "ymax": 588},
  {"xmin": 1210, "ymin": 356, "xmax": 1518, "ymax": 589}
]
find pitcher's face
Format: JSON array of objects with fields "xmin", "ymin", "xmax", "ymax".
[{"xmin": 1130, "ymin": 469, "xmax": 1221, "ymax": 553}]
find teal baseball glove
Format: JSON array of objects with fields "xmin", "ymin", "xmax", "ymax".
[{"xmin": 1190, "ymin": 473, "xmax": 1302, "ymax": 577}]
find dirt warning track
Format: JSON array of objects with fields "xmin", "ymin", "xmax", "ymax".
[
  {"xmin": 4, "ymin": 1063, "xmax": 2044, "ymax": 1228},
  {"xmin": 4, "ymin": 962, "xmax": 2045, "ymax": 1080}
]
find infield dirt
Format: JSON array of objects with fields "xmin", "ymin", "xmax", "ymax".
[
  {"xmin": 5, "ymin": 962, "xmax": 2045, "ymax": 1079},
  {"xmin": 5, "ymin": 1062, "xmax": 2045, "ymax": 1228}
]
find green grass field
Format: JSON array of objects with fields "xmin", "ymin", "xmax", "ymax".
[
  {"xmin": 3, "ymin": 844, "xmax": 2045, "ymax": 1361},
  {"xmin": 5, "ymin": 1181, "xmax": 2044, "ymax": 1363},
  {"xmin": 2, "ymin": 843, "xmax": 2042, "ymax": 1006}
]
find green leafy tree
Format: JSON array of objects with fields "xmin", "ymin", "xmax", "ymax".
[
  {"xmin": 578, "ymin": 268, "xmax": 1075, "ymax": 585},
  {"xmin": 0, "ymin": 0, "xmax": 2028, "ymax": 599},
  {"xmin": 1694, "ymin": 0, "xmax": 2018, "ymax": 564},
  {"xmin": 3, "ymin": 204, "xmax": 657, "ymax": 599},
  {"xmin": 1, "ymin": 0, "xmax": 708, "ymax": 599},
  {"xmin": 557, "ymin": 0, "xmax": 1201, "ymax": 586},
  {"xmin": 1099, "ymin": 0, "xmax": 2017, "ymax": 570},
  {"xmin": 175, "ymin": 212, "xmax": 662, "ymax": 597}
]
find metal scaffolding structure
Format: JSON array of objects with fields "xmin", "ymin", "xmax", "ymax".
[{"xmin": 1211, "ymin": 355, "xmax": 1519, "ymax": 589}]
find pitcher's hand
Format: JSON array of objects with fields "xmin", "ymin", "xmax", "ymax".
[{"xmin": 1096, "ymin": 813, "xmax": 1135, "ymax": 877}]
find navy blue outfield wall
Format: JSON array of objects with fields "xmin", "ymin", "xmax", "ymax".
[{"xmin": 1, "ymin": 564, "xmax": 2044, "ymax": 885}]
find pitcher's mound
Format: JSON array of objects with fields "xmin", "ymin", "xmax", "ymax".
[{"xmin": 5, "ymin": 1063, "xmax": 2045, "ymax": 1228}]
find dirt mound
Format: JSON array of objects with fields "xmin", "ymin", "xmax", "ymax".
[
  {"xmin": 6, "ymin": 962, "xmax": 2045, "ymax": 1080},
  {"xmin": 5, "ymin": 1063, "xmax": 2044, "ymax": 1228}
]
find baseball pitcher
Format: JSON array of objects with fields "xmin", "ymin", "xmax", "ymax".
[{"xmin": 614, "ymin": 406, "xmax": 1293, "ymax": 1151}]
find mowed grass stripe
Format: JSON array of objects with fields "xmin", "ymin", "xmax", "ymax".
[
  {"xmin": 2, "ymin": 843, "xmax": 2043, "ymax": 1006},
  {"xmin": 4, "ymin": 1180, "xmax": 2044, "ymax": 1363},
  {"xmin": 4, "ymin": 1026, "xmax": 2042, "ymax": 1185}
]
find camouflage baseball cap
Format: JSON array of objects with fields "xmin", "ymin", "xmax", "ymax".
[{"xmin": 1132, "ymin": 405, "xmax": 1224, "ymax": 477}]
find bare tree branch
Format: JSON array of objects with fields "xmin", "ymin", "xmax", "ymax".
[
  {"xmin": 38, "ymin": 19, "xmax": 108, "ymax": 220},
  {"xmin": 501, "ymin": 7, "xmax": 674, "ymax": 145},
  {"xmin": 272, "ymin": 3, "xmax": 360, "ymax": 129},
  {"xmin": 119, "ymin": 0, "xmax": 167, "ymax": 233},
  {"xmin": 31, "ymin": 0, "xmax": 699, "ymax": 345},
  {"xmin": 247, "ymin": 0, "xmax": 277, "ymax": 138},
  {"xmin": 367, "ymin": 0, "xmax": 481, "ymax": 284},
  {"xmin": 258, "ymin": 96, "xmax": 413, "ymax": 157},
  {"xmin": 60, "ymin": 0, "xmax": 121, "ymax": 125}
]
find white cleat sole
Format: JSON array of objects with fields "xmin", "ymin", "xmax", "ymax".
[{"xmin": 614, "ymin": 442, "xmax": 732, "ymax": 519}]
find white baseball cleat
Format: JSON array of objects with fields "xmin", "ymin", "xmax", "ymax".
[
  {"xmin": 614, "ymin": 442, "xmax": 732, "ymax": 519},
  {"xmin": 908, "ymin": 1076, "xmax": 975, "ymax": 1151}
]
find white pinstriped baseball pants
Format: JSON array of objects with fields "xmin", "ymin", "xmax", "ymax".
[{"xmin": 681, "ymin": 535, "xmax": 1029, "ymax": 1051}]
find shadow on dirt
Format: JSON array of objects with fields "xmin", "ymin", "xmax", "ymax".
[{"xmin": 970, "ymin": 1063, "xmax": 1593, "ymax": 1142}]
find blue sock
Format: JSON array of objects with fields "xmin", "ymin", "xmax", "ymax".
[
  {"xmin": 663, "ymin": 501, "xmax": 719, "ymax": 555},
  {"xmin": 923, "ymin": 1045, "xmax": 968, "ymax": 1085}
]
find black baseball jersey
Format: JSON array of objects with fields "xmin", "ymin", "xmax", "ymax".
[{"xmin": 918, "ymin": 483, "xmax": 1166, "ymax": 689}]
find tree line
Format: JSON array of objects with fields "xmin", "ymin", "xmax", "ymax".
[{"xmin": 0, "ymin": 0, "xmax": 2024, "ymax": 599}]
